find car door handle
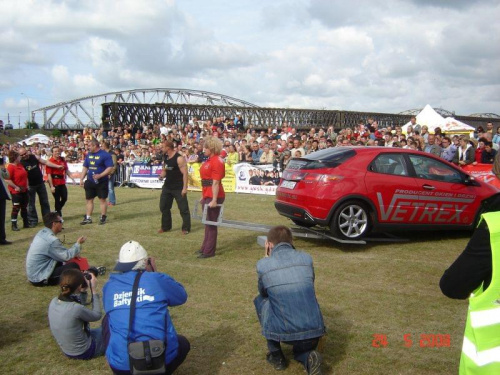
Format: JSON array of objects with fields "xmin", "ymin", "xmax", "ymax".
[{"xmin": 422, "ymin": 184, "xmax": 435, "ymax": 190}]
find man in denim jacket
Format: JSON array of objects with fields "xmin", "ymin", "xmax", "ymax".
[{"xmin": 254, "ymin": 226, "xmax": 325, "ymax": 374}]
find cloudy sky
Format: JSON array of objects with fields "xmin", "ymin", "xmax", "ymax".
[{"xmin": 1, "ymin": 0, "xmax": 499, "ymax": 126}]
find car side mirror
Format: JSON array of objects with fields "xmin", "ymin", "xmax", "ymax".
[{"xmin": 464, "ymin": 175, "xmax": 480, "ymax": 186}]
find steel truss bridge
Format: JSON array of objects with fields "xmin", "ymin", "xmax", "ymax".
[{"xmin": 33, "ymin": 88, "xmax": 498, "ymax": 130}]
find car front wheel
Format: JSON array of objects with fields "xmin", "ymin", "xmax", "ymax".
[{"xmin": 331, "ymin": 201, "xmax": 370, "ymax": 239}]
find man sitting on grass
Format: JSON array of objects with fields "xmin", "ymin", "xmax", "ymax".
[
  {"xmin": 26, "ymin": 212, "xmax": 87, "ymax": 286},
  {"xmin": 254, "ymin": 226, "xmax": 326, "ymax": 374}
]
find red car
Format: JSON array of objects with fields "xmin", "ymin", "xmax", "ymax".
[{"xmin": 275, "ymin": 147, "xmax": 500, "ymax": 239}]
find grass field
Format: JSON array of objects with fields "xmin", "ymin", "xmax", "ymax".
[{"xmin": 0, "ymin": 185, "xmax": 470, "ymax": 374}]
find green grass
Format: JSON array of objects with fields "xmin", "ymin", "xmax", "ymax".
[{"xmin": 0, "ymin": 186, "xmax": 470, "ymax": 374}]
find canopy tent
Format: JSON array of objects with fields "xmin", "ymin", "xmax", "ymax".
[
  {"xmin": 18, "ymin": 133, "xmax": 51, "ymax": 145},
  {"xmin": 402, "ymin": 105, "xmax": 474, "ymax": 135},
  {"xmin": 441, "ymin": 117, "xmax": 475, "ymax": 135}
]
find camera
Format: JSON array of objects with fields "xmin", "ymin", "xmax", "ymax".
[{"xmin": 81, "ymin": 271, "xmax": 93, "ymax": 288}]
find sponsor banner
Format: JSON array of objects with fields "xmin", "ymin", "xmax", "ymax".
[
  {"xmin": 127, "ymin": 162, "xmax": 237, "ymax": 191},
  {"xmin": 187, "ymin": 162, "xmax": 202, "ymax": 191},
  {"xmin": 129, "ymin": 163, "xmax": 163, "ymax": 189},
  {"xmin": 462, "ymin": 164, "xmax": 500, "ymax": 189},
  {"xmin": 223, "ymin": 162, "xmax": 236, "ymax": 193},
  {"xmin": 233, "ymin": 163, "xmax": 280, "ymax": 195},
  {"xmin": 67, "ymin": 163, "xmax": 84, "ymax": 183},
  {"xmin": 187, "ymin": 162, "xmax": 235, "ymax": 192}
]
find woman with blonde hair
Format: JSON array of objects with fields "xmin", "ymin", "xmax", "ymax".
[{"xmin": 197, "ymin": 136, "xmax": 225, "ymax": 258}]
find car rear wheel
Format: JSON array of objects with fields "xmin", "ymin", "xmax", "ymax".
[
  {"xmin": 331, "ymin": 201, "xmax": 370, "ymax": 239},
  {"xmin": 291, "ymin": 219, "xmax": 316, "ymax": 228}
]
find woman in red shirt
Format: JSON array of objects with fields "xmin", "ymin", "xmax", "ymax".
[
  {"xmin": 5, "ymin": 150, "xmax": 29, "ymax": 231},
  {"xmin": 197, "ymin": 136, "xmax": 225, "ymax": 258}
]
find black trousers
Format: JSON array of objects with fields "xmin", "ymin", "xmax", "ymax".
[
  {"xmin": 0, "ymin": 197, "xmax": 6, "ymax": 241},
  {"xmin": 159, "ymin": 187, "xmax": 191, "ymax": 232},
  {"xmin": 30, "ymin": 262, "xmax": 80, "ymax": 286},
  {"xmin": 27, "ymin": 183, "xmax": 51, "ymax": 224},
  {"xmin": 52, "ymin": 185, "xmax": 68, "ymax": 216}
]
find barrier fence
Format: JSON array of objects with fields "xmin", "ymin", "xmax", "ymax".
[{"xmin": 65, "ymin": 162, "xmax": 500, "ymax": 194}]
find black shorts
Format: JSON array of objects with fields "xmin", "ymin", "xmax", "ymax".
[
  {"xmin": 84, "ymin": 179, "xmax": 109, "ymax": 200},
  {"xmin": 12, "ymin": 192, "xmax": 29, "ymax": 206}
]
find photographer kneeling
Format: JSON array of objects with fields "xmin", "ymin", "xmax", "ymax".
[
  {"xmin": 102, "ymin": 241, "xmax": 190, "ymax": 375},
  {"xmin": 48, "ymin": 268, "xmax": 104, "ymax": 359}
]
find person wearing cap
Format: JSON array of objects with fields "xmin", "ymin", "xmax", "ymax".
[
  {"xmin": 26, "ymin": 212, "xmax": 86, "ymax": 286},
  {"xmin": 102, "ymin": 241, "xmax": 190, "ymax": 374}
]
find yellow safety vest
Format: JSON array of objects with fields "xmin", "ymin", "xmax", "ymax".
[{"xmin": 460, "ymin": 212, "xmax": 500, "ymax": 374}]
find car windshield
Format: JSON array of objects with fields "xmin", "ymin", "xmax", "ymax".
[{"xmin": 287, "ymin": 149, "xmax": 356, "ymax": 170}]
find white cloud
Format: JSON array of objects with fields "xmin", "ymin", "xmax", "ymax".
[{"xmin": 0, "ymin": 0, "xmax": 499, "ymax": 124}]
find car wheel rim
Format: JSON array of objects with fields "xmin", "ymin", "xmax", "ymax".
[{"xmin": 338, "ymin": 205, "xmax": 368, "ymax": 238}]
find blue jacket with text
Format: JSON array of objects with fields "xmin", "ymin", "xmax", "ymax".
[{"xmin": 103, "ymin": 271, "xmax": 187, "ymax": 371}]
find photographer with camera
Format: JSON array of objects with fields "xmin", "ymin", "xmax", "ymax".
[
  {"xmin": 48, "ymin": 268, "xmax": 104, "ymax": 359},
  {"xmin": 26, "ymin": 212, "xmax": 86, "ymax": 286},
  {"xmin": 102, "ymin": 241, "xmax": 190, "ymax": 375}
]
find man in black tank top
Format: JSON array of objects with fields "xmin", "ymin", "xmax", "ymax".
[{"xmin": 158, "ymin": 141, "xmax": 191, "ymax": 234}]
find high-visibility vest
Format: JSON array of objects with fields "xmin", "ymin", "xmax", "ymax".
[{"xmin": 460, "ymin": 212, "xmax": 500, "ymax": 374}]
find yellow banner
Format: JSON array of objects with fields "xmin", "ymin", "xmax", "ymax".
[{"xmin": 187, "ymin": 162, "xmax": 235, "ymax": 192}]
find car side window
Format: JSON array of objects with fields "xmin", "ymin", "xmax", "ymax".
[
  {"xmin": 371, "ymin": 154, "xmax": 408, "ymax": 176},
  {"xmin": 408, "ymin": 154, "xmax": 463, "ymax": 183}
]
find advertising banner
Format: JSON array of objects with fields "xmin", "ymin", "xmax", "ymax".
[
  {"xmin": 129, "ymin": 163, "xmax": 163, "ymax": 189},
  {"xmin": 124, "ymin": 162, "xmax": 238, "ymax": 191},
  {"xmin": 462, "ymin": 164, "xmax": 500, "ymax": 189},
  {"xmin": 67, "ymin": 162, "xmax": 83, "ymax": 184},
  {"xmin": 233, "ymin": 163, "xmax": 280, "ymax": 195}
]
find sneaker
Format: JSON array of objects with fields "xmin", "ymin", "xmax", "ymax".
[
  {"xmin": 266, "ymin": 351, "xmax": 287, "ymax": 371},
  {"xmin": 158, "ymin": 228, "xmax": 170, "ymax": 234},
  {"xmin": 80, "ymin": 216, "xmax": 92, "ymax": 225},
  {"xmin": 182, "ymin": 230, "xmax": 190, "ymax": 235},
  {"xmin": 99, "ymin": 215, "xmax": 107, "ymax": 225},
  {"xmin": 306, "ymin": 350, "xmax": 322, "ymax": 375}
]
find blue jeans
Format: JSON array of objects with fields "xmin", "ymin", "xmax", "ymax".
[
  {"xmin": 90, "ymin": 327, "xmax": 105, "ymax": 358},
  {"xmin": 108, "ymin": 175, "xmax": 116, "ymax": 205}
]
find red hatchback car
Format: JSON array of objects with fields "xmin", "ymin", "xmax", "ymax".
[{"xmin": 275, "ymin": 147, "xmax": 500, "ymax": 239}]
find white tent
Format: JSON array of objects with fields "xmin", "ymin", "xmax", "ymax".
[
  {"xmin": 19, "ymin": 133, "xmax": 51, "ymax": 145},
  {"xmin": 441, "ymin": 117, "xmax": 475, "ymax": 135},
  {"xmin": 402, "ymin": 104, "xmax": 446, "ymax": 134},
  {"xmin": 402, "ymin": 104, "xmax": 475, "ymax": 135}
]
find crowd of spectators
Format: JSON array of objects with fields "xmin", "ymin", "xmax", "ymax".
[{"xmin": 1, "ymin": 116, "xmax": 499, "ymax": 176}]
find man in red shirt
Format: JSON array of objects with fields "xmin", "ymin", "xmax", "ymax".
[{"xmin": 46, "ymin": 146, "xmax": 76, "ymax": 217}]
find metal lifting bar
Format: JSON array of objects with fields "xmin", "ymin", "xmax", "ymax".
[{"xmin": 192, "ymin": 203, "xmax": 367, "ymax": 245}]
